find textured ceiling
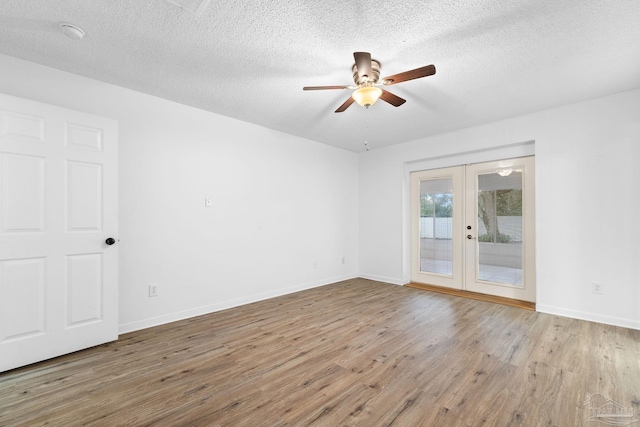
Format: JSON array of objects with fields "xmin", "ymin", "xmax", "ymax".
[{"xmin": 0, "ymin": 0, "xmax": 639, "ymax": 152}]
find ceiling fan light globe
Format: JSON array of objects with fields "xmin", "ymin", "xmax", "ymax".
[{"xmin": 352, "ymin": 86, "xmax": 382, "ymax": 108}]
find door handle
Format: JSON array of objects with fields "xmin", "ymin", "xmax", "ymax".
[
  {"xmin": 105, "ymin": 238, "xmax": 117, "ymax": 245},
  {"xmin": 467, "ymin": 234, "xmax": 476, "ymax": 240}
]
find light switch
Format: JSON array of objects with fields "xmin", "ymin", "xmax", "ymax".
[{"xmin": 205, "ymin": 197, "xmax": 213, "ymax": 207}]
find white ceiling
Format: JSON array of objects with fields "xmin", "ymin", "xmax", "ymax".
[{"xmin": 1, "ymin": 0, "xmax": 639, "ymax": 152}]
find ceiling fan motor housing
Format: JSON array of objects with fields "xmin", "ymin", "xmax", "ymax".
[{"xmin": 352, "ymin": 59, "xmax": 381, "ymax": 85}]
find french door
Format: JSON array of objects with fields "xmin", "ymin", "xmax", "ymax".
[{"xmin": 410, "ymin": 157, "xmax": 535, "ymax": 302}]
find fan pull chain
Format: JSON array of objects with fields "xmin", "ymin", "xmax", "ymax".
[{"xmin": 364, "ymin": 112, "xmax": 370, "ymax": 151}]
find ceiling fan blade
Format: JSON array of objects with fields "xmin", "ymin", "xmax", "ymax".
[
  {"xmin": 380, "ymin": 89, "xmax": 406, "ymax": 107},
  {"xmin": 353, "ymin": 52, "xmax": 373, "ymax": 83},
  {"xmin": 335, "ymin": 96, "xmax": 355, "ymax": 113},
  {"xmin": 303, "ymin": 85, "xmax": 350, "ymax": 91},
  {"xmin": 382, "ymin": 64, "xmax": 436, "ymax": 85}
]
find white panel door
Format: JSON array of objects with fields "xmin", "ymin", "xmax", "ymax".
[{"xmin": 0, "ymin": 93, "xmax": 118, "ymax": 372}]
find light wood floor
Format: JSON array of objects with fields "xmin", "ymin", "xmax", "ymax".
[{"xmin": 1, "ymin": 278, "xmax": 639, "ymax": 426}]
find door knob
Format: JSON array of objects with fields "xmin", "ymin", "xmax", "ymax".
[
  {"xmin": 105, "ymin": 238, "xmax": 116, "ymax": 245},
  {"xmin": 467, "ymin": 234, "xmax": 475, "ymax": 240}
]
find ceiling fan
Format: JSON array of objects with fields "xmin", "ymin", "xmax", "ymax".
[{"xmin": 303, "ymin": 52, "xmax": 436, "ymax": 113}]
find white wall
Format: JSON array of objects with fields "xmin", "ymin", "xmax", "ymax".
[
  {"xmin": 0, "ymin": 54, "xmax": 359, "ymax": 333},
  {"xmin": 359, "ymin": 89, "xmax": 640, "ymax": 329},
  {"xmin": 2, "ymin": 53, "xmax": 638, "ymax": 333}
]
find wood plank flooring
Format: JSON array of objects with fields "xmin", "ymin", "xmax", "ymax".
[{"xmin": 1, "ymin": 278, "xmax": 639, "ymax": 426}]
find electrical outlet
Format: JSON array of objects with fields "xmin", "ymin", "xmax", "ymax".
[
  {"xmin": 149, "ymin": 284, "xmax": 159, "ymax": 297},
  {"xmin": 592, "ymin": 282, "xmax": 603, "ymax": 295}
]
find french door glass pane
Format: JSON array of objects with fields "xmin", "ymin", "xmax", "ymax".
[
  {"xmin": 420, "ymin": 178, "xmax": 453, "ymax": 276},
  {"xmin": 476, "ymin": 170, "xmax": 523, "ymax": 285}
]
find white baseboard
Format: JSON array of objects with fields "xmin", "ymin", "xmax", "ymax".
[
  {"xmin": 119, "ymin": 279, "xmax": 639, "ymax": 335},
  {"xmin": 358, "ymin": 273, "xmax": 407, "ymax": 286},
  {"xmin": 118, "ymin": 274, "xmax": 358, "ymax": 335},
  {"xmin": 536, "ymin": 304, "xmax": 640, "ymax": 330}
]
